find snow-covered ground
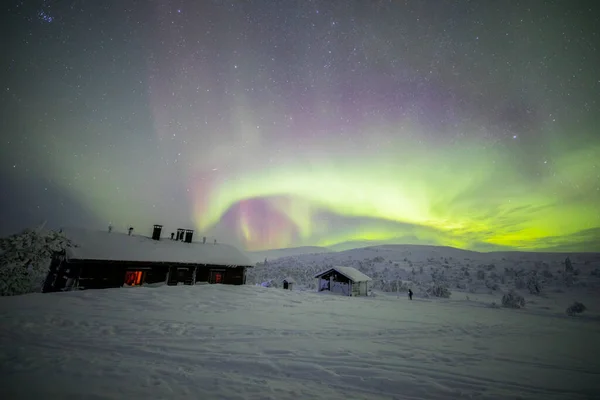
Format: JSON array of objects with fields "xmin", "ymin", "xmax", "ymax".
[{"xmin": 1, "ymin": 282, "xmax": 599, "ymax": 399}]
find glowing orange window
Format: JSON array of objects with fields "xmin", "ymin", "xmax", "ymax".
[{"xmin": 125, "ymin": 271, "xmax": 143, "ymax": 286}]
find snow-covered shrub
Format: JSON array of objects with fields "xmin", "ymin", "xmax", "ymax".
[
  {"xmin": 426, "ymin": 284, "xmax": 451, "ymax": 298},
  {"xmin": 565, "ymin": 257, "xmax": 574, "ymax": 272},
  {"xmin": 485, "ymin": 280, "xmax": 499, "ymax": 291},
  {"xmin": 431, "ymin": 268, "xmax": 448, "ymax": 284},
  {"xmin": 0, "ymin": 226, "xmax": 73, "ymax": 296},
  {"xmin": 488, "ymin": 301, "xmax": 500, "ymax": 309},
  {"xmin": 563, "ymin": 272, "xmax": 574, "ymax": 287},
  {"xmin": 566, "ymin": 301, "xmax": 586, "ymax": 316},
  {"xmin": 527, "ymin": 274, "xmax": 542, "ymax": 295},
  {"xmin": 455, "ymin": 281, "xmax": 467, "ymax": 289},
  {"xmin": 501, "ymin": 290, "xmax": 525, "ymax": 309},
  {"xmin": 515, "ymin": 277, "xmax": 526, "ymax": 290}
]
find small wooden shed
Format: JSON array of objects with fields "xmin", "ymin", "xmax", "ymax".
[
  {"xmin": 282, "ymin": 277, "xmax": 295, "ymax": 290},
  {"xmin": 314, "ymin": 266, "xmax": 371, "ymax": 296}
]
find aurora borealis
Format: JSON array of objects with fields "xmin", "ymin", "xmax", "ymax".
[{"xmin": 1, "ymin": 1, "xmax": 599, "ymax": 252}]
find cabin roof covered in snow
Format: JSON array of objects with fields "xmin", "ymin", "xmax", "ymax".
[
  {"xmin": 61, "ymin": 228, "xmax": 252, "ymax": 267},
  {"xmin": 283, "ymin": 277, "xmax": 295, "ymax": 283},
  {"xmin": 314, "ymin": 266, "xmax": 372, "ymax": 282}
]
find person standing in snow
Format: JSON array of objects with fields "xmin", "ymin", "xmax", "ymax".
[{"xmin": 408, "ymin": 289, "xmax": 413, "ymax": 300}]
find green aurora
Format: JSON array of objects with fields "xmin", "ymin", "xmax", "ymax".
[
  {"xmin": 194, "ymin": 130, "xmax": 600, "ymax": 252},
  {"xmin": 3, "ymin": 1, "xmax": 599, "ymax": 253}
]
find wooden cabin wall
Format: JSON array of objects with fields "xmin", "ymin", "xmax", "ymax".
[
  {"xmin": 225, "ymin": 266, "xmax": 245, "ymax": 285},
  {"xmin": 43, "ymin": 257, "xmax": 251, "ymax": 293},
  {"xmin": 167, "ymin": 266, "xmax": 195, "ymax": 285},
  {"xmin": 195, "ymin": 266, "xmax": 210, "ymax": 282},
  {"xmin": 77, "ymin": 263, "xmax": 126, "ymax": 290},
  {"xmin": 144, "ymin": 266, "xmax": 169, "ymax": 284},
  {"xmin": 42, "ymin": 255, "xmax": 69, "ymax": 293},
  {"xmin": 193, "ymin": 265, "xmax": 246, "ymax": 285}
]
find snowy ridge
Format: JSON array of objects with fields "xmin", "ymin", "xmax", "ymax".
[
  {"xmin": 248, "ymin": 245, "xmax": 600, "ymax": 310},
  {"xmin": 248, "ymin": 246, "xmax": 331, "ymax": 263},
  {"xmin": 61, "ymin": 228, "xmax": 252, "ymax": 266}
]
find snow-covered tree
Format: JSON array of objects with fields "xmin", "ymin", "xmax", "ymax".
[
  {"xmin": 0, "ymin": 225, "xmax": 73, "ymax": 296},
  {"xmin": 501, "ymin": 290, "xmax": 525, "ymax": 309},
  {"xmin": 566, "ymin": 301, "xmax": 586, "ymax": 316},
  {"xmin": 426, "ymin": 283, "xmax": 451, "ymax": 298},
  {"xmin": 564, "ymin": 256, "xmax": 573, "ymax": 272}
]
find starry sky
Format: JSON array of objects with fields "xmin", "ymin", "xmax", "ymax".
[{"xmin": 1, "ymin": 0, "xmax": 599, "ymax": 252}]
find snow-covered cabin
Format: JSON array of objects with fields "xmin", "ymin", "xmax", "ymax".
[
  {"xmin": 282, "ymin": 277, "xmax": 295, "ymax": 290},
  {"xmin": 314, "ymin": 266, "xmax": 371, "ymax": 296},
  {"xmin": 43, "ymin": 227, "xmax": 253, "ymax": 293}
]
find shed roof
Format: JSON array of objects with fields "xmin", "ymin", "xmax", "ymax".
[
  {"xmin": 61, "ymin": 228, "xmax": 252, "ymax": 267},
  {"xmin": 314, "ymin": 266, "xmax": 372, "ymax": 282},
  {"xmin": 282, "ymin": 277, "xmax": 295, "ymax": 283}
]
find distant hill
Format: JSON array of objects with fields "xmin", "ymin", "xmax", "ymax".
[
  {"xmin": 248, "ymin": 240, "xmax": 600, "ymax": 264},
  {"xmin": 248, "ymin": 246, "xmax": 331, "ymax": 263},
  {"xmin": 327, "ymin": 240, "xmax": 394, "ymax": 252}
]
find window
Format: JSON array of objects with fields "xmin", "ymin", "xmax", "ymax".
[{"xmin": 124, "ymin": 270, "xmax": 143, "ymax": 286}]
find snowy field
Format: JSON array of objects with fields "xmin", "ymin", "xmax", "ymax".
[{"xmin": 1, "ymin": 283, "xmax": 599, "ymax": 400}]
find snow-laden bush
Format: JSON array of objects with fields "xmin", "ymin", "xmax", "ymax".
[
  {"xmin": 563, "ymin": 272, "xmax": 574, "ymax": 287},
  {"xmin": 488, "ymin": 301, "xmax": 500, "ymax": 309},
  {"xmin": 515, "ymin": 277, "xmax": 526, "ymax": 290},
  {"xmin": 430, "ymin": 268, "xmax": 447, "ymax": 284},
  {"xmin": 501, "ymin": 290, "xmax": 525, "ymax": 309},
  {"xmin": 566, "ymin": 301, "xmax": 586, "ymax": 316},
  {"xmin": 0, "ymin": 226, "xmax": 73, "ymax": 296},
  {"xmin": 426, "ymin": 284, "xmax": 451, "ymax": 298},
  {"xmin": 527, "ymin": 274, "xmax": 542, "ymax": 295},
  {"xmin": 565, "ymin": 257, "xmax": 574, "ymax": 272}
]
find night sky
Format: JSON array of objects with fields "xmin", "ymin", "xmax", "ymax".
[{"xmin": 1, "ymin": 0, "xmax": 599, "ymax": 252}]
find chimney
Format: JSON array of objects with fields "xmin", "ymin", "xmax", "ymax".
[
  {"xmin": 176, "ymin": 228, "xmax": 185, "ymax": 241},
  {"xmin": 152, "ymin": 224, "xmax": 163, "ymax": 240},
  {"xmin": 184, "ymin": 229, "xmax": 194, "ymax": 243}
]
